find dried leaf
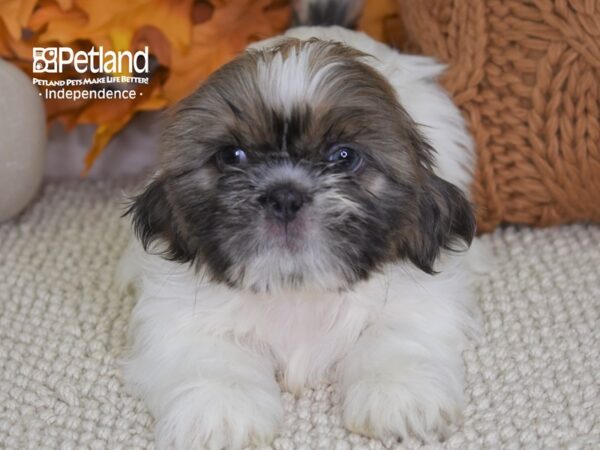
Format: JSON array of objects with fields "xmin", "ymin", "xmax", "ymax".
[
  {"xmin": 359, "ymin": 0, "xmax": 402, "ymax": 46},
  {"xmin": 163, "ymin": 0, "xmax": 289, "ymax": 102},
  {"xmin": 83, "ymin": 78, "xmax": 167, "ymax": 173},
  {"xmin": 0, "ymin": 0, "xmax": 37, "ymax": 39},
  {"xmin": 35, "ymin": 0, "xmax": 194, "ymax": 52},
  {"xmin": 0, "ymin": 20, "xmax": 34, "ymax": 60},
  {"xmin": 83, "ymin": 115, "xmax": 131, "ymax": 174}
]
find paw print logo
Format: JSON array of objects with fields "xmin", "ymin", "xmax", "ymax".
[{"xmin": 33, "ymin": 48, "xmax": 58, "ymax": 73}]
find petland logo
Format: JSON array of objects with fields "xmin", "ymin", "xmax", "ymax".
[
  {"xmin": 33, "ymin": 46, "xmax": 149, "ymax": 74},
  {"xmin": 32, "ymin": 46, "xmax": 150, "ymax": 101}
]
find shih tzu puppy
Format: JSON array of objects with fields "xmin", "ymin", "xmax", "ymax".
[{"xmin": 119, "ymin": 0, "xmax": 486, "ymax": 448}]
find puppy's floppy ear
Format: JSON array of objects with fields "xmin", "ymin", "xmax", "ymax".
[
  {"xmin": 125, "ymin": 178, "xmax": 193, "ymax": 262},
  {"xmin": 404, "ymin": 174, "xmax": 476, "ymax": 274}
]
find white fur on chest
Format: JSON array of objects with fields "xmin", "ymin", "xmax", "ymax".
[{"xmin": 123, "ymin": 242, "xmax": 475, "ymax": 393}]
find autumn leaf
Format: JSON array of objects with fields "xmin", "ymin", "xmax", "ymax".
[
  {"xmin": 82, "ymin": 77, "xmax": 165, "ymax": 174},
  {"xmin": 0, "ymin": 0, "xmax": 37, "ymax": 39},
  {"xmin": 359, "ymin": 0, "xmax": 403, "ymax": 47},
  {"xmin": 163, "ymin": 0, "xmax": 290, "ymax": 102},
  {"xmin": 35, "ymin": 0, "xmax": 195, "ymax": 55},
  {"xmin": 82, "ymin": 68, "xmax": 168, "ymax": 173},
  {"xmin": 0, "ymin": 19, "xmax": 34, "ymax": 60}
]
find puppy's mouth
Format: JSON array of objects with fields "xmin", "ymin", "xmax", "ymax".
[{"xmin": 263, "ymin": 214, "xmax": 310, "ymax": 253}]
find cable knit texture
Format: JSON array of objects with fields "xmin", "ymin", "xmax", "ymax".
[
  {"xmin": 397, "ymin": 0, "xmax": 600, "ymax": 232},
  {"xmin": 0, "ymin": 179, "xmax": 599, "ymax": 449}
]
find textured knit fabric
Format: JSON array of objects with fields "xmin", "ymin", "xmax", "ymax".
[
  {"xmin": 0, "ymin": 179, "xmax": 599, "ymax": 449},
  {"xmin": 396, "ymin": 0, "xmax": 600, "ymax": 232}
]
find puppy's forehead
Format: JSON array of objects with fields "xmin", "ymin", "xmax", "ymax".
[
  {"xmin": 221, "ymin": 40, "xmax": 398, "ymax": 151},
  {"xmin": 253, "ymin": 39, "xmax": 373, "ymax": 114},
  {"xmin": 164, "ymin": 39, "xmax": 414, "ymax": 171}
]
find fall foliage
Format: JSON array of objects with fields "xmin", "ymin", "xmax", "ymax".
[{"xmin": 0, "ymin": 0, "xmax": 400, "ymax": 172}]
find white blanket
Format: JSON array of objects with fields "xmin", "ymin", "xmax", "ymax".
[{"xmin": 0, "ymin": 179, "xmax": 598, "ymax": 449}]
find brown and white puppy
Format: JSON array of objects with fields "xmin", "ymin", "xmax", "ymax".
[{"xmin": 120, "ymin": 1, "xmax": 484, "ymax": 449}]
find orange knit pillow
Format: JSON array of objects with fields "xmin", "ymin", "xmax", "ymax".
[{"xmin": 396, "ymin": 0, "xmax": 600, "ymax": 232}]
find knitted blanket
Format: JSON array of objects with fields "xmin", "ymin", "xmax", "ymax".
[
  {"xmin": 396, "ymin": 0, "xmax": 600, "ymax": 232},
  {"xmin": 0, "ymin": 180, "xmax": 598, "ymax": 449}
]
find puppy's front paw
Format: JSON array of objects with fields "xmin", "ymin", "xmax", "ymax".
[
  {"xmin": 154, "ymin": 385, "xmax": 283, "ymax": 450},
  {"xmin": 342, "ymin": 377, "xmax": 463, "ymax": 442}
]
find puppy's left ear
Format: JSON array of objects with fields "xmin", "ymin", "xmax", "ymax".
[
  {"xmin": 403, "ymin": 174, "xmax": 476, "ymax": 274},
  {"xmin": 125, "ymin": 177, "xmax": 193, "ymax": 262}
]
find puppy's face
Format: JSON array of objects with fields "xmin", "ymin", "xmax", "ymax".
[{"xmin": 129, "ymin": 39, "xmax": 475, "ymax": 292}]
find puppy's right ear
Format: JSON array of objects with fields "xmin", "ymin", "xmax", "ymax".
[{"xmin": 125, "ymin": 178, "xmax": 193, "ymax": 262}]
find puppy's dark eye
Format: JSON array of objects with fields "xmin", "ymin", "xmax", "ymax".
[
  {"xmin": 216, "ymin": 148, "xmax": 248, "ymax": 168},
  {"xmin": 325, "ymin": 147, "xmax": 363, "ymax": 172}
]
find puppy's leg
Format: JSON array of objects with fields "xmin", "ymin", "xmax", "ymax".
[
  {"xmin": 338, "ymin": 316, "xmax": 467, "ymax": 441},
  {"xmin": 123, "ymin": 330, "xmax": 282, "ymax": 450}
]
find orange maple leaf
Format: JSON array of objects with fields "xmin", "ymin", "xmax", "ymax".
[{"xmin": 0, "ymin": 0, "xmax": 37, "ymax": 39}]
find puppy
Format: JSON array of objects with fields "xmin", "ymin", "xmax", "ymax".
[{"xmin": 120, "ymin": 1, "xmax": 485, "ymax": 448}]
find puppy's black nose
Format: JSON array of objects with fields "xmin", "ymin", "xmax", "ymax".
[{"xmin": 264, "ymin": 185, "xmax": 305, "ymax": 222}]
